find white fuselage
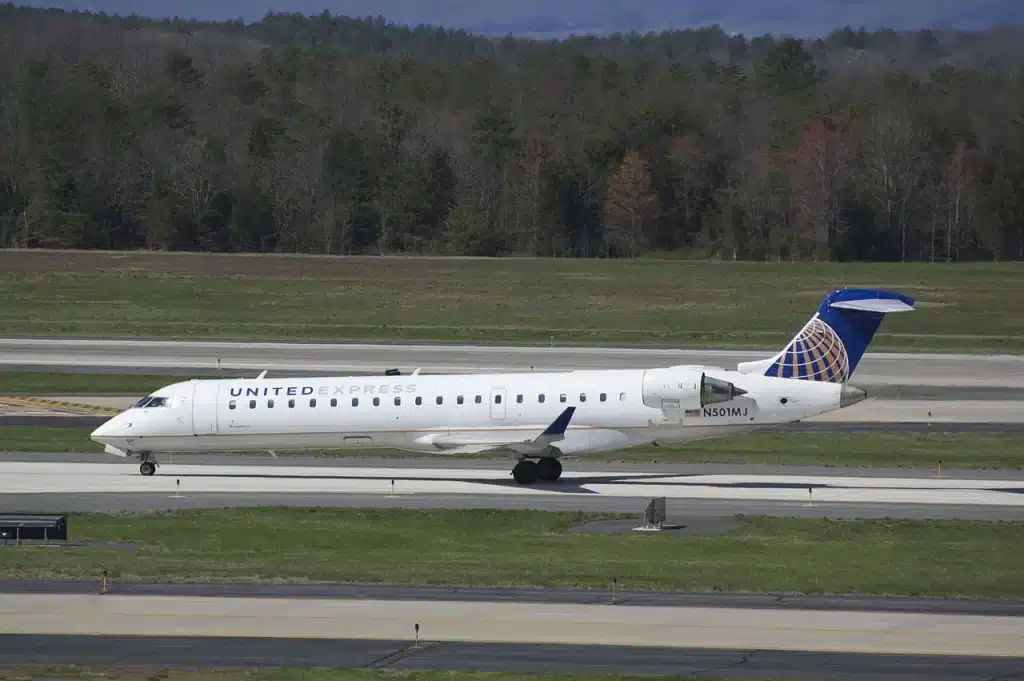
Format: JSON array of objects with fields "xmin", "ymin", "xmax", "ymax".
[{"xmin": 91, "ymin": 365, "xmax": 852, "ymax": 458}]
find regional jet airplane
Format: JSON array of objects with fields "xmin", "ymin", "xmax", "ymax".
[{"xmin": 90, "ymin": 288, "xmax": 914, "ymax": 484}]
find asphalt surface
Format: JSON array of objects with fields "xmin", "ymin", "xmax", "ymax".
[
  {"xmin": 2, "ymin": 338, "xmax": 1022, "ymax": 387},
  {"xmin": 2, "ymin": 580, "xmax": 1020, "ymax": 615},
  {"xmin": 7, "ymin": 452, "xmax": 1022, "ymax": 478},
  {"xmin": 5, "ymin": 634, "xmax": 1021, "ymax": 680},
  {"xmin": 3, "ymin": 453, "xmax": 1021, "ymax": 519},
  {"xmin": 8, "ymin": 491, "xmax": 1023, "ymax": 520}
]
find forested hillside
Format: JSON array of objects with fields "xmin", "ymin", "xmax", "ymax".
[{"xmin": 1, "ymin": 4, "xmax": 1023, "ymax": 260}]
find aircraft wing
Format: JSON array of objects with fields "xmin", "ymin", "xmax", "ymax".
[{"xmin": 425, "ymin": 406, "xmax": 577, "ymax": 456}]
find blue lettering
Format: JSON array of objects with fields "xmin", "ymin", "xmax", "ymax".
[
  {"xmin": 302, "ymin": 386, "xmax": 314, "ymax": 395},
  {"xmin": 230, "ymin": 388, "xmax": 242, "ymax": 397},
  {"xmin": 273, "ymin": 387, "xmax": 282, "ymax": 396},
  {"xmin": 287, "ymin": 387, "xmax": 297, "ymax": 396},
  {"xmin": 246, "ymin": 387, "xmax": 258, "ymax": 397}
]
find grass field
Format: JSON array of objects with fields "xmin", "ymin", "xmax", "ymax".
[
  {"xmin": 0, "ymin": 669, "xmax": 773, "ymax": 681},
  {"xmin": 0, "ymin": 372, "xmax": 188, "ymax": 394},
  {"xmin": 3, "ymin": 426, "xmax": 1020, "ymax": 469},
  {"xmin": 1, "ymin": 250, "xmax": 1022, "ymax": 351},
  {"xmin": 1, "ymin": 509, "xmax": 1021, "ymax": 598}
]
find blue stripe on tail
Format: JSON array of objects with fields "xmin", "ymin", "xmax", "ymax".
[{"xmin": 762, "ymin": 288, "xmax": 915, "ymax": 384}]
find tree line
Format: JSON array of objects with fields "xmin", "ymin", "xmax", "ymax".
[{"xmin": 1, "ymin": 4, "xmax": 1023, "ymax": 260}]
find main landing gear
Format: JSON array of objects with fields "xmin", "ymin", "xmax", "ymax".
[
  {"xmin": 137, "ymin": 451, "xmax": 159, "ymax": 476},
  {"xmin": 512, "ymin": 457, "xmax": 562, "ymax": 484}
]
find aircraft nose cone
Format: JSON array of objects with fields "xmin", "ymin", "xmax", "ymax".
[
  {"xmin": 840, "ymin": 385, "xmax": 867, "ymax": 408},
  {"xmin": 91, "ymin": 419, "xmax": 116, "ymax": 442}
]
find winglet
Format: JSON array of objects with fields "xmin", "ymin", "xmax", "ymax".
[{"xmin": 540, "ymin": 407, "xmax": 576, "ymax": 437}]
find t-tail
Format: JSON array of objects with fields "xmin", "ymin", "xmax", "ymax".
[{"xmin": 736, "ymin": 288, "xmax": 915, "ymax": 384}]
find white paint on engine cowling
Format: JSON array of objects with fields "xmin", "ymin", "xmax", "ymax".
[
  {"xmin": 641, "ymin": 366, "xmax": 744, "ymax": 411},
  {"xmin": 641, "ymin": 367, "xmax": 707, "ymax": 410}
]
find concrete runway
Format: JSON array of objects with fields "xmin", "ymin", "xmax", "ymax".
[
  {"xmin": 1, "ymin": 586, "xmax": 1022, "ymax": 680},
  {"xmin": 2, "ymin": 337, "xmax": 1022, "ymax": 387},
  {"xmin": 3, "ymin": 455, "xmax": 1022, "ymax": 520},
  {"xmin": 4, "ymin": 592, "xmax": 1022, "ymax": 657}
]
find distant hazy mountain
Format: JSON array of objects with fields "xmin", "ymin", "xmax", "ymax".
[{"xmin": 15, "ymin": 0, "xmax": 1024, "ymax": 37}]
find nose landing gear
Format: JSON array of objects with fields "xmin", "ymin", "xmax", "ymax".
[
  {"xmin": 511, "ymin": 457, "xmax": 562, "ymax": 484},
  {"xmin": 137, "ymin": 452, "xmax": 158, "ymax": 476}
]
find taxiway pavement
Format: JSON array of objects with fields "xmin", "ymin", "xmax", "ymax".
[
  {"xmin": 2, "ymin": 338, "xmax": 1022, "ymax": 388},
  {"xmin": 3, "ymin": 456, "xmax": 1022, "ymax": 520},
  {"xmin": 5, "ymin": 634, "xmax": 1021, "ymax": 680}
]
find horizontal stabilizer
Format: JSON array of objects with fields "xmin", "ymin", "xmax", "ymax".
[{"xmin": 830, "ymin": 299, "xmax": 914, "ymax": 313}]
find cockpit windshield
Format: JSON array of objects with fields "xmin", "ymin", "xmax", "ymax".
[{"xmin": 133, "ymin": 396, "xmax": 170, "ymax": 408}]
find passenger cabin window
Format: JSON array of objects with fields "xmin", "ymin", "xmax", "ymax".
[
  {"xmin": 249, "ymin": 399, "xmax": 256, "ymax": 409},
  {"xmin": 516, "ymin": 394, "xmax": 523, "ymax": 403},
  {"xmin": 229, "ymin": 400, "xmax": 237, "ymax": 410},
  {"xmin": 579, "ymin": 393, "xmax": 586, "ymax": 402},
  {"xmin": 475, "ymin": 395, "xmax": 482, "ymax": 403},
  {"xmin": 619, "ymin": 392, "xmax": 627, "ymax": 401},
  {"xmin": 416, "ymin": 396, "xmax": 422, "ymax": 405},
  {"xmin": 373, "ymin": 397, "xmax": 380, "ymax": 406},
  {"xmin": 538, "ymin": 394, "xmax": 545, "ymax": 403},
  {"xmin": 268, "ymin": 399, "xmax": 275, "ymax": 408},
  {"xmin": 559, "ymin": 394, "xmax": 566, "ymax": 403},
  {"xmin": 457, "ymin": 395, "xmax": 464, "ymax": 405},
  {"xmin": 352, "ymin": 398, "xmax": 359, "ymax": 407},
  {"xmin": 494, "ymin": 394, "xmax": 502, "ymax": 404},
  {"xmin": 436, "ymin": 396, "xmax": 443, "ymax": 405},
  {"xmin": 600, "ymin": 393, "xmax": 607, "ymax": 402},
  {"xmin": 394, "ymin": 397, "xmax": 401, "ymax": 406},
  {"xmin": 310, "ymin": 399, "xmax": 317, "ymax": 407},
  {"xmin": 288, "ymin": 399, "xmax": 295, "ymax": 408},
  {"xmin": 330, "ymin": 398, "xmax": 337, "ymax": 407}
]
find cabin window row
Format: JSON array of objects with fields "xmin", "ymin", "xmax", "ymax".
[{"xmin": 227, "ymin": 391, "xmax": 628, "ymax": 410}]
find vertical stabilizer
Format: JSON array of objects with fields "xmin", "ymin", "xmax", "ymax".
[{"xmin": 736, "ymin": 288, "xmax": 915, "ymax": 383}]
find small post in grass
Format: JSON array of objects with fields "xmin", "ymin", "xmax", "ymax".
[{"xmin": 414, "ymin": 622, "xmax": 420, "ymax": 648}]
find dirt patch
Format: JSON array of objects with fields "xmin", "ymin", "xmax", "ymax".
[{"xmin": 566, "ymin": 516, "xmax": 739, "ymax": 537}]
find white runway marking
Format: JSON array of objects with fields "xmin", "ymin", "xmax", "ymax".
[{"xmin": 2, "ymin": 461, "xmax": 1021, "ymax": 507}]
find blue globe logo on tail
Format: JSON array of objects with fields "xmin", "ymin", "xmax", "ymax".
[
  {"xmin": 766, "ymin": 315, "xmax": 850, "ymax": 383},
  {"xmin": 755, "ymin": 288, "xmax": 916, "ymax": 384}
]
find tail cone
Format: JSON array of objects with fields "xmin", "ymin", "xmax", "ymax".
[{"xmin": 840, "ymin": 385, "xmax": 867, "ymax": 408}]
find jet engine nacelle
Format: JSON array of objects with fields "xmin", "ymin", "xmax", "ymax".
[{"xmin": 641, "ymin": 367, "xmax": 746, "ymax": 411}]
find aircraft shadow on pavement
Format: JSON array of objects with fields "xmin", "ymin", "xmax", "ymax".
[{"xmin": 163, "ymin": 470, "xmax": 851, "ymax": 495}]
